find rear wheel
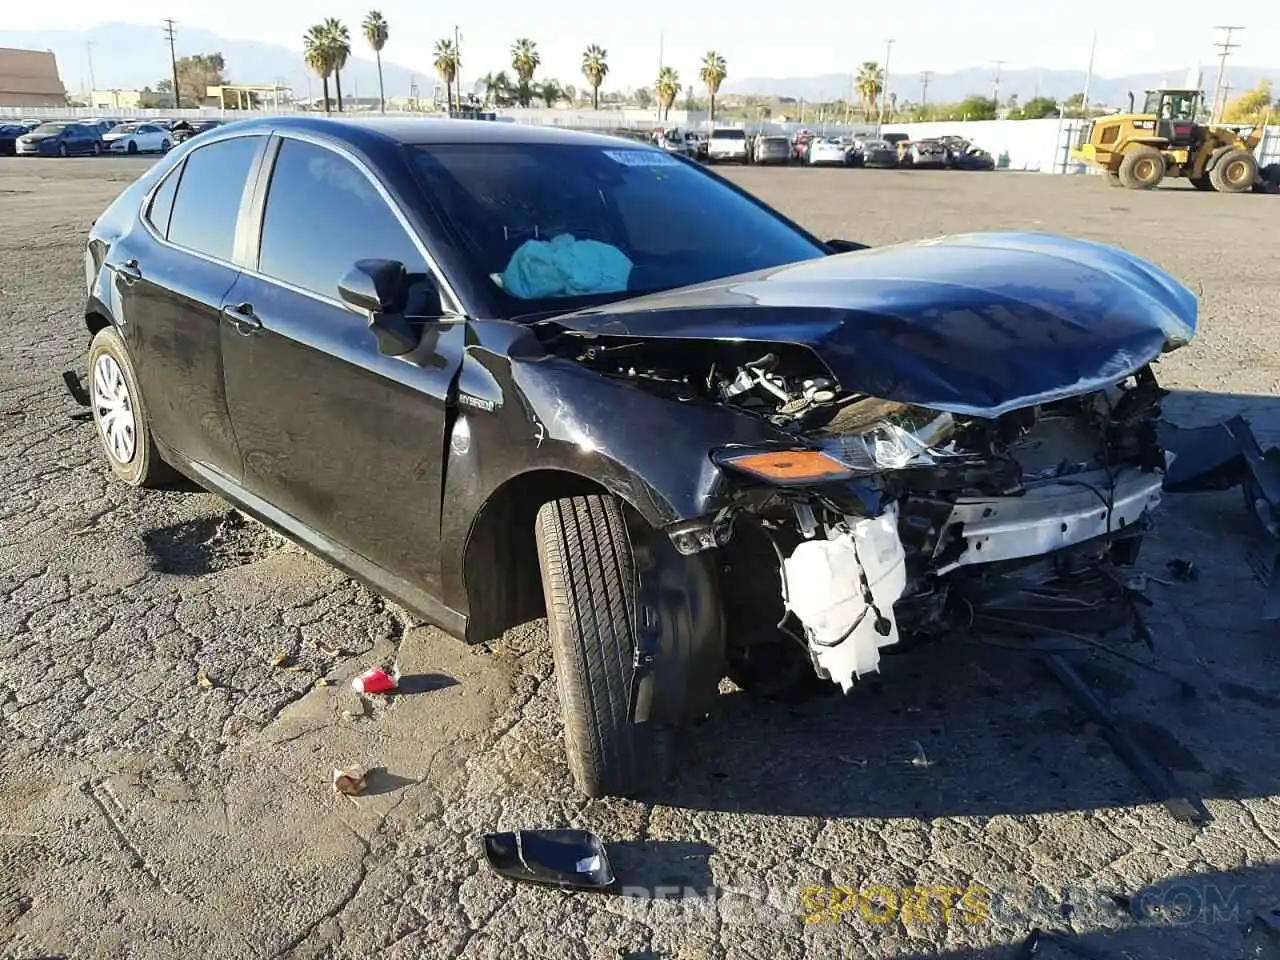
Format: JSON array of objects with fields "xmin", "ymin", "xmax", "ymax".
[
  {"xmin": 1117, "ymin": 147, "xmax": 1165, "ymax": 189},
  {"xmin": 1210, "ymin": 149, "xmax": 1257, "ymax": 194},
  {"xmin": 87, "ymin": 327, "xmax": 176, "ymax": 488},
  {"xmin": 535, "ymin": 494, "xmax": 664, "ymax": 798}
]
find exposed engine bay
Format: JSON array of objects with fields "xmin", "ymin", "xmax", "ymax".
[{"xmin": 571, "ymin": 340, "xmax": 1170, "ymax": 696}]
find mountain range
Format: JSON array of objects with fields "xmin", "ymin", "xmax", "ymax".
[{"xmin": 2, "ymin": 22, "xmax": 1275, "ymax": 108}]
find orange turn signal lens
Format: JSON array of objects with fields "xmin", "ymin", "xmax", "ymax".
[{"xmin": 718, "ymin": 449, "xmax": 853, "ymax": 485}]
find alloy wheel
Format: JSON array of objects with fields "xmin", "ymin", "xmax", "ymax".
[{"xmin": 92, "ymin": 354, "xmax": 137, "ymax": 464}]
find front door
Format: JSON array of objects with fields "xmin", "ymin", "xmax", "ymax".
[
  {"xmin": 220, "ymin": 135, "xmax": 464, "ymax": 595},
  {"xmin": 110, "ymin": 134, "xmax": 266, "ymax": 479}
]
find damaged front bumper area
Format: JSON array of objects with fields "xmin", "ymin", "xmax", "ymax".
[{"xmin": 708, "ymin": 369, "xmax": 1169, "ymax": 695}]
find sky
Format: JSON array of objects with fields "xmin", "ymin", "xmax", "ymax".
[{"xmin": 7, "ymin": 1, "xmax": 1277, "ymax": 87}]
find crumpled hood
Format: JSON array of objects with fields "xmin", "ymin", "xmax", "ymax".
[{"xmin": 543, "ymin": 231, "xmax": 1197, "ymax": 417}]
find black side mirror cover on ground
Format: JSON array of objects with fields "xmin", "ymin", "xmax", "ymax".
[{"xmin": 482, "ymin": 829, "xmax": 617, "ymax": 892}]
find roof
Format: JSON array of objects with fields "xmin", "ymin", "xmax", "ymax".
[{"xmin": 211, "ymin": 114, "xmax": 648, "ymax": 150}]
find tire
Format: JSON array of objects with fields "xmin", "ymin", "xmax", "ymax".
[
  {"xmin": 535, "ymin": 494, "xmax": 660, "ymax": 798},
  {"xmin": 160, "ymin": 139, "xmax": 170, "ymax": 153},
  {"xmin": 87, "ymin": 327, "xmax": 175, "ymax": 488},
  {"xmin": 1117, "ymin": 147, "xmax": 1165, "ymax": 189},
  {"xmin": 127, "ymin": 140, "xmax": 138, "ymax": 155},
  {"xmin": 58, "ymin": 143, "xmax": 67, "ymax": 158},
  {"xmin": 92, "ymin": 141, "xmax": 101, "ymax": 156},
  {"xmin": 1209, "ymin": 149, "xmax": 1257, "ymax": 194}
]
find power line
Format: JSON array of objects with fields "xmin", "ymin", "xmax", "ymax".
[
  {"xmin": 162, "ymin": 19, "xmax": 180, "ymax": 109},
  {"xmin": 1210, "ymin": 25, "xmax": 1244, "ymax": 123},
  {"xmin": 920, "ymin": 70, "xmax": 933, "ymax": 107}
]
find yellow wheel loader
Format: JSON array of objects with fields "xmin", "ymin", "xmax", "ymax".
[{"xmin": 1071, "ymin": 88, "xmax": 1274, "ymax": 193}]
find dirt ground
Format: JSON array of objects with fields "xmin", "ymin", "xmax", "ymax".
[{"xmin": 2, "ymin": 156, "xmax": 1280, "ymax": 960}]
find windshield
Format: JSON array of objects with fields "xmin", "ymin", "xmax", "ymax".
[
  {"xmin": 409, "ymin": 143, "xmax": 826, "ymax": 315},
  {"xmin": 108, "ymin": 124, "xmax": 139, "ymax": 135},
  {"xmin": 31, "ymin": 123, "xmax": 67, "ymax": 135}
]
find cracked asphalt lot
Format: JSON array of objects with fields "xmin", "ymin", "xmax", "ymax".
[{"xmin": 3, "ymin": 157, "xmax": 1280, "ymax": 960}]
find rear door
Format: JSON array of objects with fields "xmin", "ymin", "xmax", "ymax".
[
  {"xmin": 220, "ymin": 134, "xmax": 465, "ymax": 596},
  {"xmin": 110, "ymin": 133, "xmax": 267, "ymax": 479}
]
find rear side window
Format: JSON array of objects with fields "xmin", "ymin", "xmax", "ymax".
[
  {"xmin": 145, "ymin": 163, "xmax": 182, "ymax": 236},
  {"xmin": 256, "ymin": 138, "xmax": 427, "ymax": 300},
  {"xmin": 167, "ymin": 136, "xmax": 261, "ymax": 261}
]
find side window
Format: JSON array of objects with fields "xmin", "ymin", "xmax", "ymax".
[
  {"xmin": 167, "ymin": 136, "xmax": 261, "ymax": 261},
  {"xmin": 257, "ymin": 138, "xmax": 427, "ymax": 301},
  {"xmin": 145, "ymin": 161, "xmax": 183, "ymax": 237}
]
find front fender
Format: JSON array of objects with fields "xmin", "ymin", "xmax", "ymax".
[{"xmin": 436, "ymin": 322, "xmax": 790, "ymax": 611}]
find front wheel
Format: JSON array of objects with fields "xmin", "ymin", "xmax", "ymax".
[
  {"xmin": 160, "ymin": 139, "xmax": 170, "ymax": 153},
  {"xmin": 127, "ymin": 140, "xmax": 138, "ymax": 155},
  {"xmin": 1210, "ymin": 149, "xmax": 1257, "ymax": 194},
  {"xmin": 535, "ymin": 494, "xmax": 664, "ymax": 798},
  {"xmin": 92, "ymin": 141, "xmax": 102, "ymax": 156},
  {"xmin": 88, "ymin": 327, "xmax": 175, "ymax": 488},
  {"xmin": 58, "ymin": 143, "xmax": 67, "ymax": 157}
]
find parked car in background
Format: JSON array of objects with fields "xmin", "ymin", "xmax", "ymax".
[
  {"xmin": 102, "ymin": 122, "xmax": 172, "ymax": 155},
  {"xmin": 859, "ymin": 139, "xmax": 900, "ymax": 168},
  {"xmin": 656, "ymin": 129, "xmax": 693, "ymax": 156},
  {"xmin": 706, "ymin": 127, "xmax": 748, "ymax": 163},
  {"xmin": 807, "ymin": 137, "xmax": 850, "ymax": 166},
  {"xmin": 752, "ymin": 135, "xmax": 791, "ymax": 165},
  {"xmin": 899, "ymin": 139, "xmax": 949, "ymax": 168},
  {"xmin": 15, "ymin": 122, "xmax": 102, "ymax": 157},
  {"xmin": 0, "ymin": 122, "xmax": 32, "ymax": 155},
  {"xmin": 950, "ymin": 144, "xmax": 996, "ymax": 170},
  {"xmin": 685, "ymin": 131, "xmax": 709, "ymax": 161},
  {"xmin": 170, "ymin": 119, "xmax": 224, "ymax": 144}
]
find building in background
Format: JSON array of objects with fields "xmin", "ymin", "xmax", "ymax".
[{"xmin": 0, "ymin": 47, "xmax": 67, "ymax": 107}]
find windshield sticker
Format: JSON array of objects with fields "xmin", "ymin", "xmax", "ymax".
[{"xmin": 602, "ymin": 149, "xmax": 680, "ymax": 167}]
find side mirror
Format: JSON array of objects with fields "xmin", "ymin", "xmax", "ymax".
[{"xmin": 338, "ymin": 259, "xmax": 419, "ymax": 357}]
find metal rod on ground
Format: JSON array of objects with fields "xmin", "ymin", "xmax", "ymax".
[{"xmin": 1043, "ymin": 654, "xmax": 1212, "ymax": 826}]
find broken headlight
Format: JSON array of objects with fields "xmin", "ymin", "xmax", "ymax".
[{"xmin": 825, "ymin": 411, "xmax": 956, "ymax": 473}]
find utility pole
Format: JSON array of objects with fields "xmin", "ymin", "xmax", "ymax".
[
  {"xmin": 1080, "ymin": 32, "xmax": 1097, "ymax": 118},
  {"xmin": 163, "ymin": 19, "xmax": 180, "ymax": 109},
  {"xmin": 657, "ymin": 29, "xmax": 664, "ymax": 124},
  {"xmin": 992, "ymin": 60, "xmax": 1007, "ymax": 106},
  {"xmin": 454, "ymin": 26, "xmax": 462, "ymax": 105},
  {"xmin": 920, "ymin": 70, "xmax": 932, "ymax": 108},
  {"xmin": 1210, "ymin": 26, "xmax": 1244, "ymax": 123},
  {"xmin": 877, "ymin": 38, "xmax": 894, "ymax": 135},
  {"xmin": 86, "ymin": 41, "xmax": 96, "ymax": 92}
]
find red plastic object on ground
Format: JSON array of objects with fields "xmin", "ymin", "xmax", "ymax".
[{"xmin": 350, "ymin": 667, "xmax": 398, "ymax": 694}]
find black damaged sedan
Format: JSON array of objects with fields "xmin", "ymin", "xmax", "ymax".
[{"xmin": 76, "ymin": 117, "xmax": 1197, "ymax": 797}]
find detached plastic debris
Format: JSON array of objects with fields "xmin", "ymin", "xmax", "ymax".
[
  {"xmin": 351, "ymin": 666, "xmax": 398, "ymax": 695},
  {"xmin": 482, "ymin": 828, "xmax": 617, "ymax": 892},
  {"xmin": 332, "ymin": 765, "xmax": 367, "ymax": 797}
]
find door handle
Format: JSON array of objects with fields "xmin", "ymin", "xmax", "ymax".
[
  {"xmin": 221, "ymin": 301, "xmax": 262, "ymax": 335},
  {"xmin": 116, "ymin": 258, "xmax": 142, "ymax": 283}
]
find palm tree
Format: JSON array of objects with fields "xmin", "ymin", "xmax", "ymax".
[
  {"xmin": 537, "ymin": 80, "xmax": 563, "ymax": 108},
  {"xmin": 320, "ymin": 18, "xmax": 351, "ymax": 111},
  {"xmin": 434, "ymin": 39, "xmax": 459, "ymax": 113},
  {"xmin": 581, "ymin": 44, "xmax": 608, "ymax": 111},
  {"xmin": 856, "ymin": 61, "xmax": 884, "ymax": 120},
  {"xmin": 362, "ymin": 11, "xmax": 389, "ymax": 113},
  {"xmin": 510, "ymin": 38, "xmax": 540, "ymax": 106},
  {"xmin": 478, "ymin": 70, "xmax": 514, "ymax": 107},
  {"xmin": 700, "ymin": 51, "xmax": 727, "ymax": 124},
  {"xmin": 303, "ymin": 24, "xmax": 334, "ymax": 113},
  {"xmin": 655, "ymin": 66, "xmax": 679, "ymax": 121}
]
